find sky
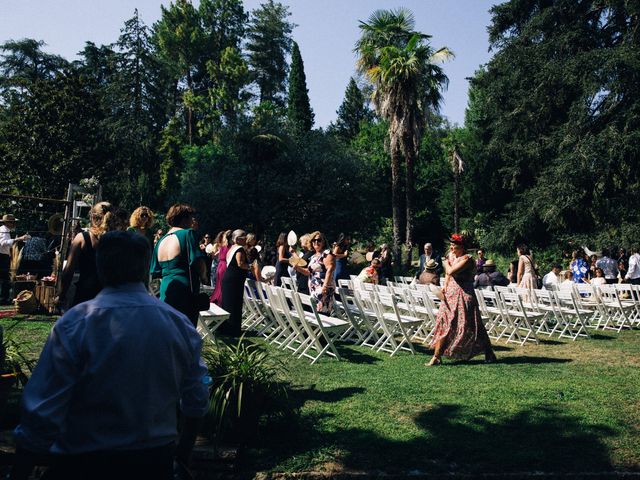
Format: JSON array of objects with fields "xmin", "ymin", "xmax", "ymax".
[{"xmin": 0, "ymin": 0, "xmax": 500, "ymax": 127}]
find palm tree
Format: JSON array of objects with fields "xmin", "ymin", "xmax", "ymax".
[{"xmin": 355, "ymin": 8, "xmax": 452, "ymax": 269}]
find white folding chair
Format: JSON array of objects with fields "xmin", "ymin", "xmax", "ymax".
[{"xmin": 197, "ymin": 303, "xmax": 230, "ymax": 343}]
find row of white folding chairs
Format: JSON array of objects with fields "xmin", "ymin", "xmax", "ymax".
[
  {"xmin": 243, "ymin": 280, "xmax": 350, "ymax": 364},
  {"xmin": 493, "ymin": 284, "xmax": 638, "ymax": 332}
]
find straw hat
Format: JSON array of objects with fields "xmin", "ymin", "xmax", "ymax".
[
  {"xmin": 47, "ymin": 213, "xmax": 64, "ymax": 235},
  {"xmin": 1, "ymin": 214, "xmax": 18, "ymax": 223},
  {"xmin": 425, "ymin": 259, "xmax": 439, "ymax": 271},
  {"xmin": 484, "ymin": 259, "xmax": 496, "ymax": 268}
]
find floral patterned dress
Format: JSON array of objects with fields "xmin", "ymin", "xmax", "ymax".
[
  {"xmin": 429, "ymin": 254, "xmax": 491, "ymax": 360},
  {"xmin": 308, "ymin": 249, "xmax": 335, "ymax": 314},
  {"xmin": 571, "ymin": 258, "xmax": 588, "ymax": 284}
]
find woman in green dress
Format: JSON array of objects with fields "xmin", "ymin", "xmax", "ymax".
[{"xmin": 151, "ymin": 204, "xmax": 207, "ymax": 326}]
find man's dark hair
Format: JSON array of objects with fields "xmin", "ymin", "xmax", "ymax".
[
  {"xmin": 96, "ymin": 231, "xmax": 150, "ymax": 286},
  {"xmin": 552, "ymin": 263, "xmax": 562, "ymax": 270}
]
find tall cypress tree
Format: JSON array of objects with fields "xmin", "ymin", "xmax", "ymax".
[
  {"xmin": 335, "ymin": 77, "xmax": 371, "ymax": 139},
  {"xmin": 246, "ymin": 0, "xmax": 294, "ymax": 107},
  {"xmin": 286, "ymin": 41, "xmax": 314, "ymax": 132}
]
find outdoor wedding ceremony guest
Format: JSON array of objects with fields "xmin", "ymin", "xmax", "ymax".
[
  {"xmin": 427, "ymin": 233, "xmax": 496, "ymax": 366},
  {"xmin": 58, "ymin": 202, "xmax": 117, "ymax": 308},
  {"xmin": 476, "ymin": 248, "xmax": 487, "ymax": 272},
  {"xmin": 0, "ymin": 214, "xmax": 30, "ymax": 305},
  {"xmin": 379, "ymin": 243, "xmax": 393, "ymax": 283},
  {"xmin": 333, "ymin": 233, "xmax": 351, "ymax": 282},
  {"xmin": 220, "ymin": 230, "xmax": 250, "ymax": 337},
  {"xmin": 13, "ymin": 231, "xmax": 208, "ymax": 480},
  {"xmin": 114, "ymin": 208, "xmax": 130, "ymax": 231},
  {"xmin": 618, "ymin": 248, "xmax": 628, "ymax": 279},
  {"xmin": 274, "ymin": 231, "xmax": 291, "ymax": 287},
  {"xmin": 596, "ymin": 248, "xmax": 618, "ymax": 284},
  {"xmin": 571, "ymin": 250, "xmax": 589, "ymax": 284},
  {"xmin": 418, "ymin": 259, "xmax": 440, "ymax": 286},
  {"xmin": 588, "ymin": 254, "xmax": 598, "ymax": 281},
  {"xmin": 560, "ymin": 270, "xmax": 574, "ymax": 289},
  {"xmin": 294, "ymin": 234, "xmax": 313, "ymax": 295},
  {"xmin": 151, "ymin": 204, "xmax": 206, "ymax": 326},
  {"xmin": 246, "ymin": 233, "xmax": 262, "ymax": 282},
  {"xmin": 416, "ymin": 242, "xmax": 442, "ymax": 278},
  {"xmin": 307, "ymin": 231, "xmax": 336, "ymax": 314},
  {"xmin": 625, "ymin": 246, "xmax": 640, "ymax": 284},
  {"xmin": 516, "ymin": 243, "xmax": 538, "ymax": 289},
  {"xmin": 507, "ymin": 259, "xmax": 519, "ymax": 284},
  {"xmin": 542, "ymin": 264, "xmax": 562, "ymax": 290},
  {"xmin": 153, "ymin": 229, "xmax": 164, "ymax": 245},
  {"xmin": 210, "ymin": 229, "xmax": 231, "ymax": 305},
  {"xmin": 357, "ymin": 258, "xmax": 381, "ymax": 284},
  {"xmin": 127, "ymin": 206, "xmax": 155, "ymax": 246},
  {"xmin": 474, "ymin": 259, "xmax": 509, "ymax": 289},
  {"xmin": 591, "ymin": 267, "xmax": 607, "ymax": 286},
  {"xmin": 209, "ymin": 231, "xmax": 224, "ymax": 288}
]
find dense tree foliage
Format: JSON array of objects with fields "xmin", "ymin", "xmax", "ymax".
[
  {"xmin": 2, "ymin": 1, "xmax": 637, "ymax": 264},
  {"xmin": 462, "ymin": 0, "xmax": 640, "ymax": 252}
]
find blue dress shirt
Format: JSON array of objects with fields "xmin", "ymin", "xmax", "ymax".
[{"xmin": 14, "ymin": 282, "xmax": 209, "ymax": 454}]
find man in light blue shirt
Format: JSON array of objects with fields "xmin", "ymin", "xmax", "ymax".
[{"xmin": 13, "ymin": 231, "xmax": 209, "ymax": 479}]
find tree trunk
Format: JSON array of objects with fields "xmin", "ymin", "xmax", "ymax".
[
  {"xmin": 186, "ymin": 69, "xmax": 193, "ymax": 144},
  {"xmin": 405, "ymin": 147, "xmax": 416, "ymax": 273},
  {"xmin": 390, "ymin": 140, "xmax": 403, "ymax": 274},
  {"xmin": 453, "ymin": 154, "xmax": 460, "ymax": 232}
]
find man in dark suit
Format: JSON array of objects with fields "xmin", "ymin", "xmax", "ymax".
[{"xmin": 416, "ymin": 242, "xmax": 442, "ymax": 277}]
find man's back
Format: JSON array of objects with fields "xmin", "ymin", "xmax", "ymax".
[{"xmin": 15, "ymin": 283, "xmax": 208, "ymax": 455}]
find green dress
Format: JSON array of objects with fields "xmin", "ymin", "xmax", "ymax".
[
  {"xmin": 150, "ymin": 228, "xmax": 204, "ymax": 325},
  {"xmin": 126, "ymin": 226, "xmax": 155, "ymax": 247}
]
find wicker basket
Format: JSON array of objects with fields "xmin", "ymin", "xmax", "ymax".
[{"xmin": 14, "ymin": 290, "xmax": 37, "ymax": 314}]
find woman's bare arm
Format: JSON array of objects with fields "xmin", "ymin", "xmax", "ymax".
[{"xmin": 58, "ymin": 233, "xmax": 84, "ymax": 300}]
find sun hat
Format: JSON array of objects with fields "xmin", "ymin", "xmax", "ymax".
[
  {"xmin": 1, "ymin": 214, "xmax": 18, "ymax": 223},
  {"xmin": 425, "ymin": 259, "xmax": 439, "ymax": 271},
  {"xmin": 484, "ymin": 259, "xmax": 496, "ymax": 269}
]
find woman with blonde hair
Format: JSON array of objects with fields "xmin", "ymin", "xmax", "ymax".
[
  {"xmin": 127, "ymin": 206, "xmax": 155, "ymax": 245},
  {"xmin": 58, "ymin": 201, "xmax": 118, "ymax": 307},
  {"xmin": 210, "ymin": 229, "xmax": 232, "ymax": 306},
  {"xmin": 304, "ymin": 231, "xmax": 336, "ymax": 314}
]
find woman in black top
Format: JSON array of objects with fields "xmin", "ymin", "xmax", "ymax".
[
  {"xmin": 221, "ymin": 230, "xmax": 250, "ymax": 337},
  {"xmin": 274, "ymin": 231, "xmax": 291, "ymax": 287},
  {"xmin": 58, "ymin": 202, "xmax": 118, "ymax": 307}
]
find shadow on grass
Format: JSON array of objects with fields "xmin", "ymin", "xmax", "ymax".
[
  {"xmin": 337, "ymin": 347, "xmax": 381, "ymax": 364},
  {"xmin": 248, "ymin": 396, "xmax": 615, "ymax": 474},
  {"xmin": 589, "ymin": 334, "xmax": 617, "ymax": 341}
]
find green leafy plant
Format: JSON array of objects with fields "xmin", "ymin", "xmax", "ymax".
[
  {"xmin": 1, "ymin": 322, "xmax": 35, "ymax": 387},
  {"xmin": 201, "ymin": 336, "xmax": 289, "ymax": 444}
]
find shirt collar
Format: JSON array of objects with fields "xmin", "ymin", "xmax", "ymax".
[{"xmin": 97, "ymin": 283, "xmax": 149, "ymax": 297}]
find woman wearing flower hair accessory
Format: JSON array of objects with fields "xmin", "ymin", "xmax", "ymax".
[{"xmin": 427, "ymin": 233, "xmax": 496, "ymax": 365}]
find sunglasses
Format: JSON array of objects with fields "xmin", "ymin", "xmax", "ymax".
[{"xmin": 312, "ymin": 238, "xmax": 322, "ymax": 243}]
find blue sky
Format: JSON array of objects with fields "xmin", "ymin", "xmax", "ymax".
[{"xmin": 0, "ymin": 0, "xmax": 501, "ymax": 127}]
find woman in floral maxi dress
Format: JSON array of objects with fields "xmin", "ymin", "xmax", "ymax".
[{"xmin": 427, "ymin": 234, "xmax": 497, "ymax": 366}]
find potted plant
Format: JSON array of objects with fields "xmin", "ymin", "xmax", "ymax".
[
  {"xmin": 201, "ymin": 336, "xmax": 288, "ymax": 446},
  {"xmin": 0, "ymin": 323, "xmax": 35, "ymax": 416}
]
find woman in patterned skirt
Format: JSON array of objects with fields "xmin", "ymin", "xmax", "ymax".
[
  {"xmin": 306, "ymin": 231, "xmax": 336, "ymax": 314},
  {"xmin": 427, "ymin": 233, "xmax": 496, "ymax": 366}
]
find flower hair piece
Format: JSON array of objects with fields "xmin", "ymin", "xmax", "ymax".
[{"xmin": 450, "ymin": 233, "xmax": 464, "ymax": 245}]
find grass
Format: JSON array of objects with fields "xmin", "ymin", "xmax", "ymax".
[
  {"xmin": 245, "ymin": 331, "xmax": 640, "ymax": 475},
  {"xmin": 1, "ymin": 309, "xmax": 639, "ymax": 475}
]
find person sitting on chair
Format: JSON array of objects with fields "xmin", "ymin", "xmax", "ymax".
[{"xmin": 474, "ymin": 260, "xmax": 509, "ymax": 289}]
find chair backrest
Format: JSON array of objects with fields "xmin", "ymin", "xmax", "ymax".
[{"xmin": 280, "ymin": 276, "xmax": 297, "ymax": 292}]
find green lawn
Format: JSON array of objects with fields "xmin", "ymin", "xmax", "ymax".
[{"xmin": 2, "ymin": 313, "xmax": 639, "ymax": 475}]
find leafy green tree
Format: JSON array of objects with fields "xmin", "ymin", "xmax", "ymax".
[
  {"xmin": 333, "ymin": 77, "xmax": 372, "ymax": 139},
  {"xmin": 464, "ymin": 0, "xmax": 640, "ymax": 252},
  {"xmin": 0, "ymin": 70, "xmax": 108, "ymax": 197},
  {"xmin": 286, "ymin": 41, "xmax": 314, "ymax": 133},
  {"xmin": 355, "ymin": 8, "xmax": 452, "ymax": 268},
  {"xmin": 246, "ymin": 0, "xmax": 294, "ymax": 107},
  {"xmin": 153, "ymin": 0, "xmax": 205, "ymax": 143}
]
